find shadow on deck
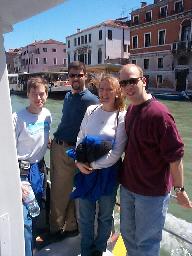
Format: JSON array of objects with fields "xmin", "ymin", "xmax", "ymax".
[{"xmin": 33, "ymin": 201, "xmax": 115, "ymax": 256}]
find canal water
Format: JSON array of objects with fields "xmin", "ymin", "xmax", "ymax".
[{"xmin": 11, "ymin": 95, "xmax": 192, "ymax": 255}]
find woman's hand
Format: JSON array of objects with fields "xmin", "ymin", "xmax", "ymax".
[{"xmin": 76, "ymin": 161, "xmax": 93, "ymax": 175}]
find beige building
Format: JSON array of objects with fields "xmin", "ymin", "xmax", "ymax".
[{"xmin": 66, "ymin": 20, "xmax": 130, "ymax": 66}]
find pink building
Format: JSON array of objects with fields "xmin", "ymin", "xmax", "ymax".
[{"xmin": 20, "ymin": 39, "xmax": 67, "ymax": 73}]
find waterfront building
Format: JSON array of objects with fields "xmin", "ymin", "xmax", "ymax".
[
  {"xmin": 15, "ymin": 39, "xmax": 67, "ymax": 73},
  {"xmin": 129, "ymin": 0, "xmax": 192, "ymax": 92},
  {"xmin": 6, "ymin": 48, "xmax": 21, "ymax": 73},
  {"xmin": 66, "ymin": 20, "xmax": 130, "ymax": 66},
  {"xmin": 13, "ymin": 49, "xmax": 22, "ymax": 73}
]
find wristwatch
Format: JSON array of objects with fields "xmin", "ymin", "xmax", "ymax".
[{"xmin": 174, "ymin": 186, "xmax": 185, "ymax": 193}]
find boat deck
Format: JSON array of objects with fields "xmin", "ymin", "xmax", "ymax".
[
  {"xmin": 34, "ymin": 203, "xmax": 115, "ymax": 256},
  {"xmin": 35, "ymin": 236, "xmax": 113, "ymax": 256}
]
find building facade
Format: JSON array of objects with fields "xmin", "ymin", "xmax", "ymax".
[
  {"xmin": 129, "ymin": 0, "xmax": 192, "ymax": 92},
  {"xmin": 18, "ymin": 39, "xmax": 67, "ymax": 73},
  {"xmin": 6, "ymin": 49, "xmax": 21, "ymax": 73},
  {"xmin": 66, "ymin": 20, "xmax": 130, "ymax": 66}
]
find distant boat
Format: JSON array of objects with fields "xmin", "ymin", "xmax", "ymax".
[
  {"xmin": 48, "ymin": 80, "xmax": 71, "ymax": 99},
  {"xmin": 9, "ymin": 72, "xmax": 72, "ymax": 99},
  {"xmin": 9, "ymin": 73, "xmax": 23, "ymax": 92},
  {"xmin": 151, "ymin": 91, "xmax": 192, "ymax": 102}
]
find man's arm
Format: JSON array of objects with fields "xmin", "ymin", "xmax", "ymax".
[{"xmin": 170, "ymin": 159, "xmax": 192, "ymax": 208}]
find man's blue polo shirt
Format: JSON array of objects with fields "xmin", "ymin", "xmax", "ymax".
[{"xmin": 54, "ymin": 89, "xmax": 98, "ymax": 144}]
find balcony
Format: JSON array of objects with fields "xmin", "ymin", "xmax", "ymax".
[{"xmin": 172, "ymin": 41, "xmax": 192, "ymax": 55}]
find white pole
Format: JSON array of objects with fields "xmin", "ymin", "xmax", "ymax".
[{"xmin": 0, "ymin": 30, "xmax": 24, "ymax": 256}]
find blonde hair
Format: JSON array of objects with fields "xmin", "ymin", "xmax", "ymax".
[
  {"xmin": 99, "ymin": 75, "xmax": 125, "ymax": 111},
  {"xmin": 27, "ymin": 76, "xmax": 48, "ymax": 94}
]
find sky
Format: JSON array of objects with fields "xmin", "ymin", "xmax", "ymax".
[{"xmin": 4, "ymin": 0, "xmax": 154, "ymax": 51}]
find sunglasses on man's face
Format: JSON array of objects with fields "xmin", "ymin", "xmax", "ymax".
[
  {"xmin": 68, "ymin": 73, "xmax": 84, "ymax": 78},
  {"xmin": 119, "ymin": 77, "xmax": 143, "ymax": 87}
]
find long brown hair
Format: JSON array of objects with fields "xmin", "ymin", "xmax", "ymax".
[{"xmin": 99, "ymin": 75, "xmax": 125, "ymax": 111}]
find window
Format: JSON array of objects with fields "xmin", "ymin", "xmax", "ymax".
[
  {"xmin": 68, "ymin": 40, "xmax": 70, "ymax": 48},
  {"xmin": 144, "ymin": 59, "xmax": 149, "ymax": 69},
  {"xmin": 63, "ymin": 59, "xmax": 67, "ymax": 66},
  {"xmin": 145, "ymin": 11, "xmax": 152, "ymax": 22},
  {"xmin": 36, "ymin": 48, "xmax": 40, "ymax": 54},
  {"xmin": 84, "ymin": 54, "xmax": 87, "ymax": 65},
  {"xmin": 43, "ymin": 58, "xmax": 47, "ymax": 64},
  {"xmin": 85, "ymin": 35, "xmax": 87, "ymax": 44},
  {"xmin": 74, "ymin": 53, "xmax": 77, "ymax": 61},
  {"xmin": 81, "ymin": 36, "xmax": 84, "ymax": 44},
  {"xmin": 158, "ymin": 30, "xmax": 165, "ymax": 45},
  {"xmin": 108, "ymin": 30, "xmax": 112, "ymax": 40},
  {"xmin": 78, "ymin": 37, "xmax": 80, "ymax": 45},
  {"xmin": 158, "ymin": 58, "xmax": 163, "ymax": 68},
  {"xmin": 181, "ymin": 22, "xmax": 191, "ymax": 41},
  {"xmin": 144, "ymin": 33, "xmax": 151, "ymax": 47},
  {"xmin": 79, "ymin": 54, "xmax": 84, "ymax": 63},
  {"xmin": 52, "ymin": 48, "xmax": 56, "ymax": 52},
  {"xmin": 74, "ymin": 38, "xmax": 77, "ymax": 46},
  {"xmin": 88, "ymin": 50, "xmax": 91, "ymax": 65},
  {"xmin": 132, "ymin": 36, "xmax": 138, "ymax": 49},
  {"xmin": 99, "ymin": 30, "xmax": 102, "ymax": 40},
  {"xmin": 89, "ymin": 34, "xmax": 92, "ymax": 43},
  {"xmin": 68, "ymin": 54, "xmax": 70, "ymax": 64},
  {"xmin": 132, "ymin": 59, "xmax": 137, "ymax": 64},
  {"xmin": 157, "ymin": 75, "xmax": 163, "ymax": 85},
  {"xmin": 43, "ymin": 48, "xmax": 47, "ymax": 52},
  {"xmin": 35, "ymin": 58, "xmax": 39, "ymax": 64},
  {"xmin": 53, "ymin": 58, "xmax": 57, "ymax": 65},
  {"xmin": 160, "ymin": 6, "xmax": 168, "ymax": 18},
  {"xmin": 133, "ymin": 15, "xmax": 139, "ymax": 25},
  {"xmin": 98, "ymin": 48, "xmax": 102, "ymax": 64},
  {"xmin": 175, "ymin": 1, "xmax": 183, "ymax": 13},
  {"xmin": 123, "ymin": 44, "xmax": 127, "ymax": 52},
  {"xmin": 63, "ymin": 48, "xmax": 66, "ymax": 53}
]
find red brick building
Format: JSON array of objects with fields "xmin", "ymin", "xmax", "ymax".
[{"xmin": 129, "ymin": 0, "xmax": 192, "ymax": 92}]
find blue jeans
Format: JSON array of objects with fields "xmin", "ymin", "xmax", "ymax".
[
  {"xmin": 120, "ymin": 185, "xmax": 170, "ymax": 256},
  {"xmin": 21, "ymin": 175, "xmax": 43, "ymax": 256},
  {"xmin": 79, "ymin": 187, "xmax": 117, "ymax": 256},
  {"xmin": 23, "ymin": 203, "xmax": 33, "ymax": 256}
]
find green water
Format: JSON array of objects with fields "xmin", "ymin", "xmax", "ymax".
[{"xmin": 11, "ymin": 95, "xmax": 192, "ymax": 255}]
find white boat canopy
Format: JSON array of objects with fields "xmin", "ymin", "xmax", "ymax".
[
  {"xmin": 0, "ymin": 1, "xmax": 64, "ymax": 255},
  {"xmin": 0, "ymin": 0, "xmax": 64, "ymax": 33}
]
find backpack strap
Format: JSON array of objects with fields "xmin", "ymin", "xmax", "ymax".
[
  {"xmin": 90, "ymin": 105, "xmax": 100, "ymax": 115},
  {"xmin": 112, "ymin": 110, "xmax": 120, "ymax": 147}
]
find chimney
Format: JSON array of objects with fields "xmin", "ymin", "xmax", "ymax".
[
  {"xmin": 77, "ymin": 28, "xmax": 81, "ymax": 33},
  {"xmin": 141, "ymin": 1, "xmax": 147, "ymax": 7}
]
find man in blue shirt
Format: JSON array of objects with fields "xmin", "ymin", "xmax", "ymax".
[{"xmin": 49, "ymin": 61, "xmax": 98, "ymax": 239}]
